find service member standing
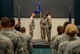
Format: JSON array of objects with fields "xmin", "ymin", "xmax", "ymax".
[
  {"xmin": 29, "ymin": 13, "xmax": 35, "ymax": 38},
  {"xmin": 40, "ymin": 16, "xmax": 47, "ymax": 41},
  {"xmin": 46, "ymin": 11, "xmax": 52, "ymax": 43}
]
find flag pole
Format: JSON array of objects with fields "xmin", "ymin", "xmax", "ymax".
[
  {"xmin": 40, "ymin": 11, "xmax": 42, "ymax": 18},
  {"xmin": 18, "ymin": 6, "xmax": 21, "ymax": 25},
  {"xmin": 69, "ymin": 6, "xmax": 72, "ymax": 22}
]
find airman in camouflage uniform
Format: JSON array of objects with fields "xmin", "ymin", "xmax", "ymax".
[
  {"xmin": 64, "ymin": 40, "xmax": 80, "ymax": 54},
  {"xmin": 20, "ymin": 27, "xmax": 32, "ymax": 54},
  {"xmin": 51, "ymin": 33, "xmax": 70, "ymax": 54},
  {"xmin": 9, "ymin": 18, "xmax": 28, "ymax": 54},
  {"xmin": 0, "ymin": 17, "xmax": 25, "ymax": 54},
  {"xmin": 29, "ymin": 13, "xmax": 35, "ymax": 38},
  {"xmin": 40, "ymin": 16, "xmax": 47, "ymax": 41},
  {"xmin": 46, "ymin": 11, "xmax": 52, "ymax": 43},
  {"xmin": 51, "ymin": 26, "xmax": 64, "ymax": 42},
  {"xmin": 22, "ymin": 33, "xmax": 32, "ymax": 54},
  {"xmin": 58, "ymin": 24, "xmax": 79, "ymax": 54},
  {"xmin": 58, "ymin": 38, "xmax": 79, "ymax": 54},
  {"xmin": 0, "ymin": 34, "xmax": 13, "ymax": 54},
  {"xmin": 51, "ymin": 21, "xmax": 71, "ymax": 54}
]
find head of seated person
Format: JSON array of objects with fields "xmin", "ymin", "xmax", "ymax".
[
  {"xmin": 57, "ymin": 25, "xmax": 64, "ymax": 35},
  {"xmin": 63, "ymin": 21, "xmax": 71, "ymax": 33},
  {"xmin": 65, "ymin": 24, "xmax": 77, "ymax": 38},
  {"xmin": 9, "ymin": 18, "xmax": 15, "ymax": 29},
  {"xmin": 77, "ymin": 27, "xmax": 80, "ymax": 37},
  {"xmin": 20, "ymin": 27, "xmax": 26, "ymax": 33},
  {"xmin": 1, "ymin": 17, "xmax": 10, "ymax": 28}
]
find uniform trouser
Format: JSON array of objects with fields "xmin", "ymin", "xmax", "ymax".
[
  {"xmin": 41, "ymin": 28, "xmax": 47, "ymax": 41},
  {"xmin": 29, "ymin": 29, "xmax": 34, "ymax": 38},
  {"xmin": 27, "ymin": 40, "xmax": 33, "ymax": 54},
  {"xmin": 47, "ymin": 27, "xmax": 51, "ymax": 42}
]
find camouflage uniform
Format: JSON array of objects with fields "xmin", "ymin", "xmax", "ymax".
[
  {"xmin": 22, "ymin": 33, "xmax": 32, "ymax": 54},
  {"xmin": 46, "ymin": 15, "xmax": 52, "ymax": 42},
  {"xmin": 0, "ymin": 34, "xmax": 13, "ymax": 54},
  {"xmin": 29, "ymin": 16, "xmax": 35, "ymax": 38},
  {"xmin": 40, "ymin": 18, "xmax": 47, "ymax": 41},
  {"xmin": 9, "ymin": 29, "xmax": 29, "ymax": 54},
  {"xmin": 51, "ymin": 34, "xmax": 58, "ymax": 42},
  {"xmin": 0, "ymin": 29, "xmax": 25, "ymax": 54},
  {"xmin": 58, "ymin": 36, "xmax": 80, "ymax": 54},
  {"xmin": 64, "ymin": 40, "xmax": 80, "ymax": 54},
  {"xmin": 51, "ymin": 33, "xmax": 70, "ymax": 54}
]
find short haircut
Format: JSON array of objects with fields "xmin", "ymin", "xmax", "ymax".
[
  {"xmin": 46, "ymin": 11, "xmax": 50, "ymax": 16},
  {"xmin": 9, "ymin": 18, "xmax": 15, "ymax": 26},
  {"xmin": 1, "ymin": 17, "xmax": 10, "ymax": 27},
  {"xmin": 20, "ymin": 27, "xmax": 26, "ymax": 33},
  {"xmin": 57, "ymin": 25, "xmax": 63, "ymax": 31},
  {"xmin": 63, "ymin": 21, "xmax": 71, "ymax": 30}
]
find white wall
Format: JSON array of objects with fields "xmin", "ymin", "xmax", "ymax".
[{"xmin": 14, "ymin": 18, "xmax": 74, "ymax": 40}]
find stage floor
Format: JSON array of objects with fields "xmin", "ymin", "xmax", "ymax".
[
  {"xmin": 32, "ymin": 39, "xmax": 50, "ymax": 45},
  {"xmin": 32, "ymin": 39, "xmax": 51, "ymax": 54}
]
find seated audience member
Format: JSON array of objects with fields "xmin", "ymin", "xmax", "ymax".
[
  {"xmin": 77, "ymin": 27, "xmax": 80, "ymax": 37},
  {"xmin": 52, "ymin": 25, "xmax": 64, "ymax": 42},
  {"xmin": 9, "ymin": 18, "xmax": 28, "ymax": 54},
  {"xmin": 58, "ymin": 24, "xmax": 79, "ymax": 54},
  {"xmin": 51, "ymin": 21, "xmax": 71, "ymax": 54},
  {"xmin": 0, "ymin": 34, "xmax": 13, "ymax": 54},
  {"xmin": 45, "ymin": 11, "xmax": 52, "ymax": 43},
  {"xmin": 0, "ymin": 17, "xmax": 26, "ymax": 54},
  {"xmin": 0, "ymin": 21, "xmax": 2, "ymax": 31},
  {"xmin": 64, "ymin": 40, "xmax": 80, "ymax": 54},
  {"xmin": 20, "ymin": 27, "xmax": 32, "ymax": 54}
]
